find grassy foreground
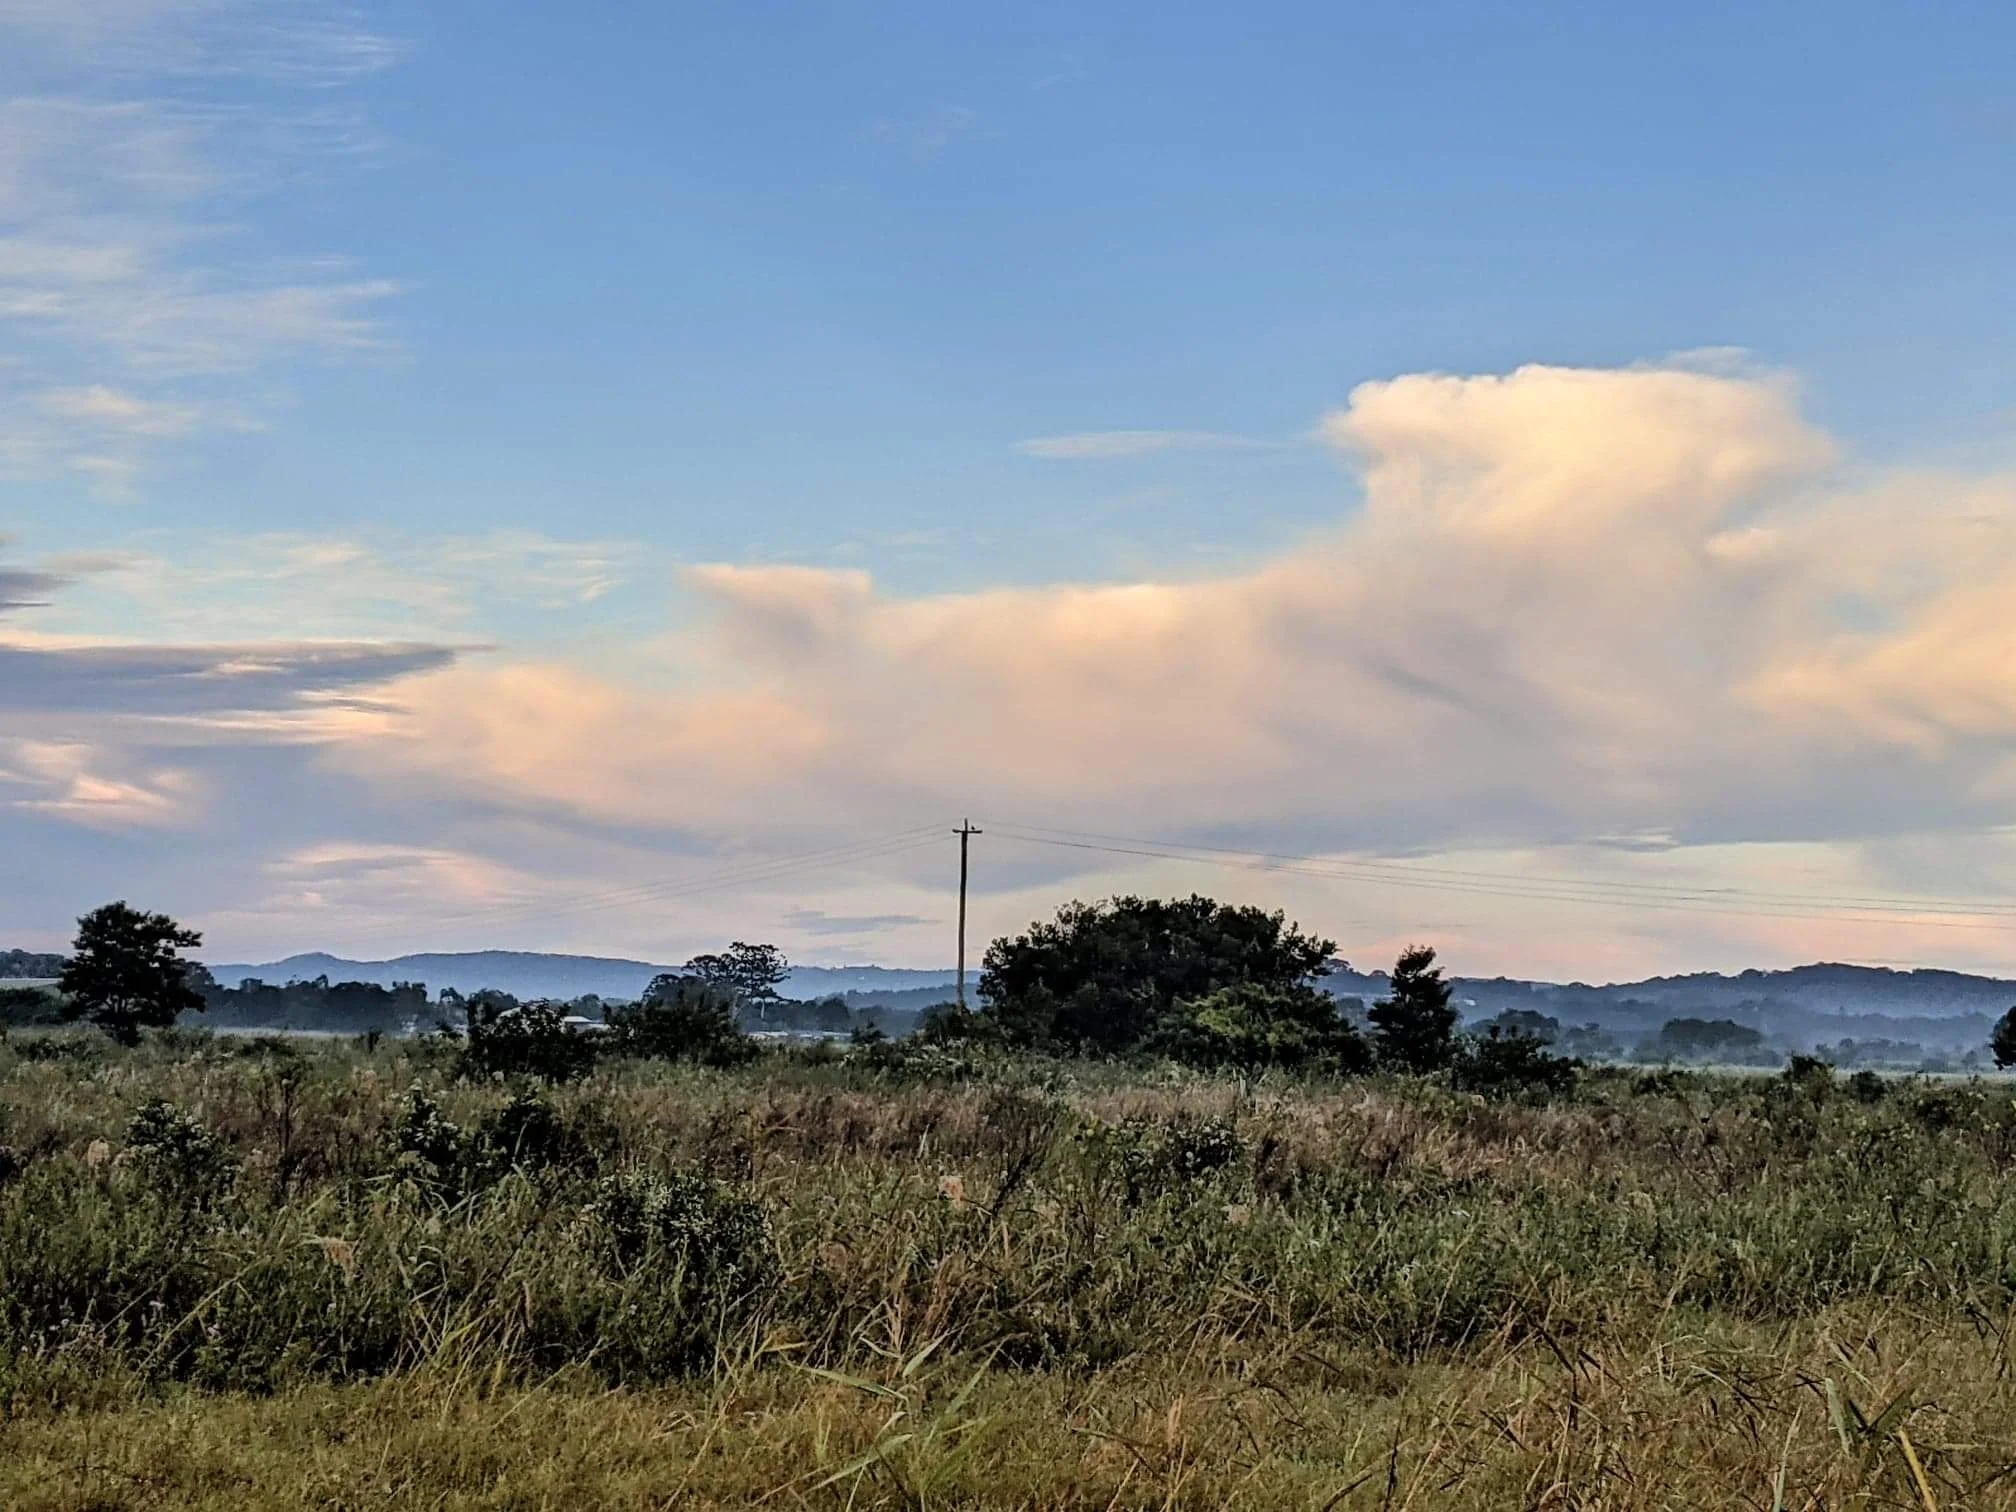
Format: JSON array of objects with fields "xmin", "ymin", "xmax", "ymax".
[{"xmin": 1, "ymin": 1033, "xmax": 2014, "ymax": 1508}]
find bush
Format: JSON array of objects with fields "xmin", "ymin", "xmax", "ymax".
[
  {"xmin": 1992, "ymin": 1006, "xmax": 2016, "ymax": 1070},
  {"xmin": 585, "ymin": 1169, "xmax": 774, "ymax": 1288},
  {"xmin": 1449, "ymin": 1027, "xmax": 1579, "ymax": 1100},
  {"xmin": 122, "ymin": 1098, "xmax": 237, "ymax": 1207},
  {"xmin": 475, "ymin": 1090, "xmax": 592, "ymax": 1176},
  {"xmin": 391, "ymin": 1086, "xmax": 462, "ymax": 1178},
  {"xmin": 1098, "ymin": 1113, "xmax": 1246, "ymax": 1203},
  {"xmin": 852, "ymin": 1032, "xmax": 978, "ymax": 1082},
  {"xmin": 1781, "ymin": 1054, "xmax": 1835, "ymax": 1097},
  {"xmin": 977, "ymin": 895, "xmax": 1336, "ymax": 1053},
  {"xmin": 456, "ymin": 992, "xmax": 598, "ymax": 1083},
  {"xmin": 1152, "ymin": 983, "xmax": 1372, "ymax": 1073},
  {"xmin": 917, "ymin": 1001, "xmax": 1005, "ymax": 1046},
  {"xmin": 606, "ymin": 978, "xmax": 757, "ymax": 1067},
  {"xmin": 1847, "ymin": 1068, "xmax": 1888, "ymax": 1104}
]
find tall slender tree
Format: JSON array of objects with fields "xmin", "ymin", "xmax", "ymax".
[{"xmin": 1367, "ymin": 944, "xmax": 1460, "ymax": 1073}]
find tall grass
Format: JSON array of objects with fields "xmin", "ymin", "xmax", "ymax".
[{"xmin": 1, "ymin": 1032, "xmax": 2013, "ymax": 1506}]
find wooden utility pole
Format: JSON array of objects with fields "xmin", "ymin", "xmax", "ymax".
[{"xmin": 954, "ymin": 820, "xmax": 982, "ymax": 1007}]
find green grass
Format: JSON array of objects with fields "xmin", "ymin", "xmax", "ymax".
[{"xmin": 1, "ymin": 1032, "xmax": 2013, "ymax": 1507}]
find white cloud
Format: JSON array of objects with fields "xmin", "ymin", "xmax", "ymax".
[
  {"xmin": 42, "ymin": 529, "xmax": 642, "ymax": 643},
  {"xmin": 279, "ymin": 364, "xmax": 2016, "ymax": 960},
  {"xmin": 10, "ymin": 361, "xmax": 2016, "ymax": 976},
  {"xmin": 0, "ymin": 8, "xmax": 406, "ymax": 485},
  {"xmin": 37, "ymin": 384, "xmax": 210, "ymax": 435}
]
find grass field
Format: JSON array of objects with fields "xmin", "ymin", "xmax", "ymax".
[{"xmin": 1, "ymin": 1031, "xmax": 2013, "ymax": 1508}]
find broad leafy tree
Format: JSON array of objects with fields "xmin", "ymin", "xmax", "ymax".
[
  {"xmin": 1367, "ymin": 945, "xmax": 1460, "ymax": 1073},
  {"xmin": 1153, "ymin": 982, "xmax": 1372, "ymax": 1073},
  {"xmin": 978, "ymin": 894, "xmax": 1337, "ymax": 1053},
  {"xmin": 1654, "ymin": 1016, "xmax": 1767, "ymax": 1062},
  {"xmin": 609, "ymin": 974, "xmax": 758, "ymax": 1066},
  {"xmin": 59, "ymin": 901, "xmax": 205, "ymax": 1045},
  {"xmin": 1993, "ymin": 1006, "xmax": 2016, "ymax": 1070},
  {"xmin": 453, "ymin": 989, "xmax": 597, "ymax": 1083},
  {"xmin": 684, "ymin": 942, "xmax": 790, "ymax": 1021}
]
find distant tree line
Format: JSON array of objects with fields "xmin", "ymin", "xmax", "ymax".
[
  {"xmin": 201, "ymin": 975, "xmax": 429, "ymax": 1035},
  {"xmin": 23, "ymin": 900, "xmax": 2016, "ymax": 1089},
  {"xmin": 0, "ymin": 948, "xmax": 66, "ymax": 979}
]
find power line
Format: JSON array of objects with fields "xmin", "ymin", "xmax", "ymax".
[
  {"xmin": 981, "ymin": 821, "xmax": 2016, "ymax": 933},
  {"xmin": 395, "ymin": 824, "xmax": 952, "ymax": 935},
  {"xmin": 984, "ymin": 820, "xmax": 2016, "ymax": 917}
]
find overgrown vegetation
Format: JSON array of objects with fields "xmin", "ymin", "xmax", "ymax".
[
  {"xmin": 0, "ymin": 1029, "xmax": 2013, "ymax": 1506},
  {"xmin": 5, "ymin": 897, "xmax": 2013, "ymax": 1504}
]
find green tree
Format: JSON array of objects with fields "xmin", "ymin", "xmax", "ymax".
[
  {"xmin": 1992, "ymin": 1006, "xmax": 2016, "ymax": 1070},
  {"xmin": 1153, "ymin": 982, "xmax": 1372, "ymax": 1073},
  {"xmin": 684, "ymin": 942, "xmax": 790, "ymax": 1022},
  {"xmin": 1653, "ymin": 1017, "xmax": 1767, "ymax": 1062},
  {"xmin": 454, "ymin": 990, "xmax": 596, "ymax": 1083},
  {"xmin": 609, "ymin": 974, "xmax": 758, "ymax": 1066},
  {"xmin": 58, "ymin": 901, "xmax": 205, "ymax": 1045},
  {"xmin": 977, "ymin": 894, "xmax": 1337, "ymax": 1053},
  {"xmin": 1450, "ymin": 1025, "xmax": 1578, "ymax": 1099},
  {"xmin": 1367, "ymin": 945, "xmax": 1460, "ymax": 1073}
]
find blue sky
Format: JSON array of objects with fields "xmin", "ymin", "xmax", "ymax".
[{"xmin": 5, "ymin": 2, "xmax": 2016, "ymax": 978}]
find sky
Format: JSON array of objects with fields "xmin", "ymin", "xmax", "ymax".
[{"xmin": 4, "ymin": 0, "xmax": 2016, "ymax": 982}]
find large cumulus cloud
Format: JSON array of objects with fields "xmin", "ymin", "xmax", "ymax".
[
  {"xmin": 13, "ymin": 360, "xmax": 2016, "ymax": 973},
  {"xmin": 347, "ymin": 363, "xmax": 2016, "ymax": 862}
]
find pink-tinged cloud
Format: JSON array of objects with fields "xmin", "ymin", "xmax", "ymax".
[
  {"xmin": 16, "ymin": 360, "xmax": 2016, "ymax": 973},
  {"xmin": 341, "ymin": 362, "xmax": 2015, "ymax": 865}
]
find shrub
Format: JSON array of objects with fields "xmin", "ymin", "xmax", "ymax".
[
  {"xmin": 606, "ymin": 977, "xmax": 757, "ymax": 1067},
  {"xmin": 475, "ymin": 1090, "xmax": 591, "ymax": 1176},
  {"xmin": 1781, "ymin": 1054, "xmax": 1835, "ymax": 1097},
  {"xmin": 1152, "ymin": 982, "xmax": 1372, "ymax": 1074},
  {"xmin": 122, "ymin": 1098, "xmax": 237, "ymax": 1207},
  {"xmin": 853, "ymin": 1032, "xmax": 977, "ymax": 1082},
  {"xmin": 1449, "ymin": 1027, "xmax": 1579, "ymax": 1100},
  {"xmin": 391, "ymin": 1086, "xmax": 462, "ymax": 1177},
  {"xmin": 978, "ymin": 895, "xmax": 1335, "ymax": 1052},
  {"xmin": 1992, "ymin": 1005, "xmax": 2016, "ymax": 1070},
  {"xmin": 585, "ymin": 1169, "xmax": 774, "ymax": 1289},
  {"xmin": 1101, "ymin": 1113, "xmax": 1246, "ymax": 1202},
  {"xmin": 457, "ymin": 992, "xmax": 598, "ymax": 1083},
  {"xmin": 917, "ymin": 1001, "xmax": 1005, "ymax": 1046},
  {"xmin": 1847, "ymin": 1068, "xmax": 1888, "ymax": 1104}
]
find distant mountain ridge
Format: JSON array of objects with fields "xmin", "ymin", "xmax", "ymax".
[
  {"xmin": 192, "ymin": 949, "xmax": 2016, "ymax": 1021},
  {"xmin": 203, "ymin": 950, "xmax": 959, "ymax": 1001}
]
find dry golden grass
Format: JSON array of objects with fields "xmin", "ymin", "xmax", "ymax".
[
  {"xmin": 3, "ymin": 1038, "xmax": 2016, "ymax": 1508},
  {"xmin": 5, "ymin": 1309, "xmax": 2013, "ymax": 1509}
]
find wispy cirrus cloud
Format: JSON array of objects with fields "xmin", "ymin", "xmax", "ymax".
[
  {"xmin": 0, "ymin": 3, "xmax": 407, "ymax": 488},
  {"xmin": 1015, "ymin": 429, "xmax": 1272, "ymax": 460},
  {"xmin": 785, "ymin": 908, "xmax": 937, "ymax": 938}
]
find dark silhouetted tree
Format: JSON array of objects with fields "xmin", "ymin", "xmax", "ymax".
[
  {"xmin": 1450, "ymin": 1025, "xmax": 1578, "ymax": 1099},
  {"xmin": 58, "ymin": 902, "xmax": 204, "ymax": 1045},
  {"xmin": 456, "ymin": 990, "xmax": 596, "ymax": 1083},
  {"xmin": 1654, "ymin": 1017, "xmax": 1767, "ymax": 1061},
  {"xmin": 1153, "ymin": 982, "xmax": 1372, "ymax": 1073},
  {"xmin": 684, "ymin": 943, "xmax": 790, "ymax": 1022},
  {"xmin": 1367, "ymin": 945, "xmax": 1459, "ymax": 1073},
  {"xmin": 1992, "ymin": 1006, "xmax": 2016, "ymax": 1070},
  {"xmin": 978, "ymin": 895, "xmax": 1337, "ymax": 1053},
  {"xmin": 609, "ymin": 974, "xmax": 758, "ymax": 1066}
]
